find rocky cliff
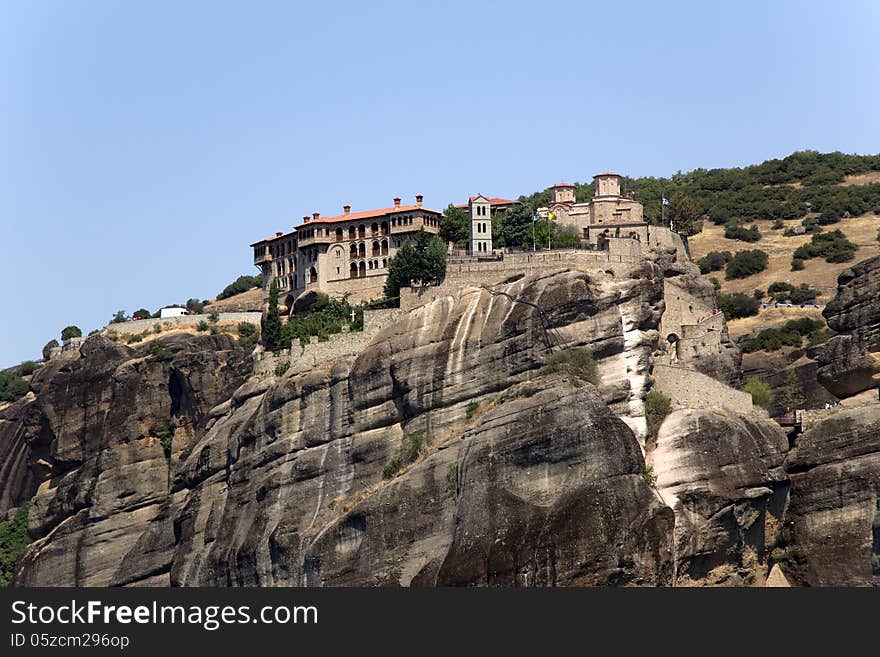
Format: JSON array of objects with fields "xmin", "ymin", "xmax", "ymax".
[
  {"xmin": 2, "ymin": 252, "xmax": 878, "ymax": 586},
  {"xmin": 816, "ymin": 256, "xmax": 880, "ymax": 397}
]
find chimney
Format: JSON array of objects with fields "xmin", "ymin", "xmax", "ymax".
[
  {"xmin": 415, "ymin": 194, "xmax": 423, "ymax": 207},
  {"xmin": 312, "ymin": 212, "xmax": 320, "ymax": 222},
  {"xmin": 276, "ymin": 231, "xmax": 283, "ymax": 237},
  {"xmin": 393, "ymin": 197, "xmax": 401, "ymax": 208},
  {"xmin": 303, "ymin": 215, "xmax": 310, "ymax": 224},
  {"xmin": 343, "ymin": 205, "xmax": 351, "ymax": 214}
]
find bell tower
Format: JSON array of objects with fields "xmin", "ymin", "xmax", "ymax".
[{"xmin": 468, "ymin": 195, "xmax": 493, "ymax": 255}]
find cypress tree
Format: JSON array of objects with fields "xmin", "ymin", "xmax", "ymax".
[{"xmin": 263, "ymin": 280, "xmax": 283, "ymax": 350}]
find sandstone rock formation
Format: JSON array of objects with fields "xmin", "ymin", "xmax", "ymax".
[
  {"xmin": 650, "ymin": 409, "xmax": 789, "ymax": 586},
  {"xmin": 0, "ymin": 260, "xmax": 802, "ymax": 587},
  {"xmin": 817, "ymin": 256, "xmax": 880, "ymax": 397},
  {"xmin": 782, "ymin": 406, "xmax": 880, "ymax": 586}
]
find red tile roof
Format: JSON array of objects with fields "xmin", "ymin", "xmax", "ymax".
[
  {"xmin": 250, "ymin": 233, "xmax": 290, "ymax": 247},
  {"xmin": 292, "ymin": 204, "xmax": 440, "ymax": 229},
  {"xmin": 453, "ymin": 197, "xmax": 520, "ymax": 209}
]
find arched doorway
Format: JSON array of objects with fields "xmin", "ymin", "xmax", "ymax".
[
  {"xmin": 358, "ymin": 261, "xmax": 366, "ymax": 277},
  {"xmin": 350, "ymin": 262, "xmax": 358, "ymax": 278}
]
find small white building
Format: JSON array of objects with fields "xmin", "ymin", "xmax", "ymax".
[{"xmin": 159, "ymin": 307, "xmax": 188, "ymax": 319}]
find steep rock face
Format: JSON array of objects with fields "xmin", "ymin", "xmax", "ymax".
[
  {"xmin": 783, "ymin": 406, "xmax": 880, "ymax": 586},
  {"xmin": 0, "ymin": 395, "xmax": 38, "ymax": 514},
  {"xmin": 650, "ymin": 410, "xmax": 789, "ymax": 586},
  {"xmin": 299, "ymin": 384, "xmax": 673, "ymax": 586},
  {"xmin": 11, "ymin": 264, "xmax": 744, "ymax": 587},
  {"xmin": 13, "ymin": 334, "xmax": 252, "ymax": 586},
  {"xmin": 817, "ymin": 257, "xmax": 880, "ymax": 397}
]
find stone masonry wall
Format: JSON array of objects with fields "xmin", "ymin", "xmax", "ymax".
[
  {"xmin": 401, "ymin": 249, "xmax": 644, "ymax": 312},
  {"xmin": 653, "ymin": 363, "xmax": 754, "ymax": 415},
  {"xmin": 103, "ymin": 312, "xmax": 262, "ymax": 336},
  {"xmin": 253, "ymin": 308, "xmax": 402, "ymax": 376}
]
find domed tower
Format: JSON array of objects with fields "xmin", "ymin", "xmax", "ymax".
[
  {"xmin": 593, "ymin": 172, "xmax": 622, "ymax": 198},
  {"xmin": 550, "ymin": 182, "xmax": 576, "ymax": 205}
]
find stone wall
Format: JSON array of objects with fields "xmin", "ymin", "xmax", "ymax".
[
  {"xmin": 253, "ymin": 307, "xmax": 402, "ymax": 376},
  {"xmin": 103, "ymin": 312, "xmax": 262, "ymax": 336},
  {"xmin": 799, "ymin": 408, "xmax": 840, "ymax": 432},
  {"xmin": 653, "ymin": 363, "xmax": 754, "ymax": 415},
  {"xmin": 400, "ymin": 249, "xmax": 645, "ymax": 312}
]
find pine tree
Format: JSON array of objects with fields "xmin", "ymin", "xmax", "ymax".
[
  {"xmin": 667, "ymin": 192, "xmax": 704, "ymax": 236},
  {"xmin": 263, "ymin": 280, "xmax": 283, "ymax": 350}
]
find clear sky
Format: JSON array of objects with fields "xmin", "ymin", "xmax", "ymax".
[{"xmin": 2, "ymin": 1, "xmax": 879, "ymax": 367}]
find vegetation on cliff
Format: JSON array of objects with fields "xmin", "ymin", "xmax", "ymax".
[
  {"xmin": 0, "ymin": 504, "xmax": 30, "ymax": 587},
  {"xmin": 0, "ymin": 371, "xmax": 29, "ymax": 403},
  {"xmin": 384, "ymin": 232, "xmax": 446, "ymax": 299},
  {"xmin": 217, "ymin": 275, "xmax": 261, "ymax": 300}
]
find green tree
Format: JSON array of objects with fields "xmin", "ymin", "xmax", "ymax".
[
  {"xmin": 725, "ymin": 249, "xmax": 769, "ymax": 279},
  {"xmin": 423, "ymin": 233, "xmax": 447, "ymax": 282},
  {"xmin": 263, "ymin": 280, "xmax": 283, "ymax": 350},
  {"xmin": 0, "ymin": 503, "xmax": 30, "ymax": 586},
  {"xmin": 0, "ymin": 371, "xmax": 29, "ymax": 402},
  {"xmin": 498, "ymin": 202, "xmax": 536, "ymax": 249},
  {"xmin": 17, "ymin": 361, "xmax": 39, "ymax": 376},
  {"xmin": 42, "ymin": 339, "xmax": 59, "ymax": 361},
  {"xmin": 132, "ymin": 308, "xmax": 151, "ymax": 321},
  {"xmin": 110, "ymin": 310, "xmax": 129, "ymax": 324},
  {"xmin": 743, "ymin": 377, "xmax": 774, "ymax": 409},
  {"xmin": 384, "ymin": 233, "xmax": 446, "ymax": 299},
  {"xmin": 186, "ymin": 298, "xmax": 206, "ymax": 314},
  {"xmin": 645, "ymin": 390, "xmax": 673, "ymax": 439},
  {"xmin": 551, "ymin": 224, "xmax": 581, "ymax": 248},
  {"xmin": 217, "ymin": 275, "xmax": 261, "ymax": 300},
  {"xmin": 666, "ymin": 192, "xmax": 704, "ymax": 236},
  {"xmin": 440, "ymin": 204, "xmax": 469, "ymax": 246},
  {"xmin": 60, "ymin": 325, "xmax": 82, "ymax": 341},
  {"xmin": 717, "ymin": 292, "xmax": 760, "ymax": 319}
]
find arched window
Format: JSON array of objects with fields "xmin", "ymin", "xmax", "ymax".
[
  {"xmin": 371, "ymin": 222, "xmax": 379, "ymax": 235},
  {"xmin": 335, "ymin": 227, "xmax": 343, "ymax": 242},
  {"xmin": 350, "ymin": 262, "xmax": 358, "ymax": 278},
  {"xmin": 309, "ymin": 267, "xmax": 318, "ymax": 284},
  {"xmin": 348, "ymin": 226, "xmax": 356, "ymax": 240},
  {"xmin": 358, "ymin": 242, "xmax": 366, "ymax": 258},
  {"xmin": 358, "ymin": 261, "xmax": 366, "ymax": 277},
  {"xmin": 381, "ymin": 221, "xmax": 389, "ymax": 235},
  {"xmin": 358, "ymin": 224, "xmax": 366, "ymax": 238},
  {"xmin": 381, "ymin": 238, "xmax": 388, "ymax": 255},
  {"xmin": 372, "ymin": 240, "xmax": 380, "ymax": 257},
  {"xmin": 350, "ymin": 244, "xmax": 358, "ymax": 259}
]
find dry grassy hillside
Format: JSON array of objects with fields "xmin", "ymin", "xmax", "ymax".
[
  {"xmin": 203, "ymin": 287, "xmax": 263, "ymax": 312},
  {"xmin": 690, "ymin": 213, "xmax": 880, "ymax": 303},
  {"xmin": 689, "ymin": 212, "xmax": 879, "ymax": 338}
]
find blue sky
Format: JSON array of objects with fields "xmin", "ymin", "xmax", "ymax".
[{"xmin": 1, "ymin": 1, "xmax": 879, "ymax": 367}]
